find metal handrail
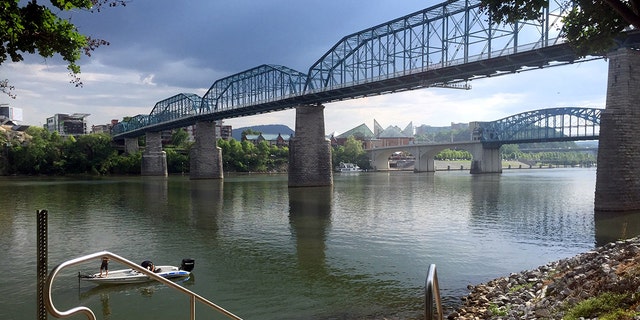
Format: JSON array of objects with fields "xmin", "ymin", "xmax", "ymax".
[
  {"xmin": 425, "ymin": 263, "xmax": 443, "ymax": 320},
  {"xmin": 44, "ymin": 251, "xmax": 242, "ymax": 320}
]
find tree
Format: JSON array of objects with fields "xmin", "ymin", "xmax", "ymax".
[
  {"xmin": 62, "ymin": 133, "xmax": 116, "ymax": 174},
  {"xmin": 171, "ymin": 128, "xmax": 189, "ymax": 147},
  {"xmin": 480, "ymin": 0, "xmax": 640, "ymax": 56},
  {"xmin": 8, "ymin": 127, "xmax": 63, "ymax": 174},
  {"xmin": 1, "ymin": 0, "xmax": 127, "ymax": 96},
  {"xmin": 343, "ymin": 136, "xmax": 364, "ymax": 161},
  {"xmin": 332, "ymin": 136, "xmax": 372, "ymax": 170}
]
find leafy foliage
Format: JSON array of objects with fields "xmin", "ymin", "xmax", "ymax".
[
  {"xmin": 3, "ymin": 128, "xmax": 139, "ymax": 175},
  {"xmin": 479, "ymin": 0, "xmax": 640, "ymax": 57},
  {"xmin": 0, "ymin": 0, "xmax": 126, "ymax": 95},
  {"xmin": 217, "ymin": 138, "xmax": 289, "ymax": 172},
  {"xmin": 165, "ymin": 148, "xmax": 188, "ymax": 174},
  {"xmin": 171, "ymin": 128, "xmax": 190, "ymax": 148}
]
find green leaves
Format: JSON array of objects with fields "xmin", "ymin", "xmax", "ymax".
[
  {"xmin": 0, "ymin": 1, "xmax": 124, "ymax": 95},
  {"xmin": 562, "ymin": 0, "xmax": 629, "ymax": 56},
  {"xmin": 479, "ymin": 0, "xmax": 640, "ymax": 57},
  {"xmin": 479, "ymin": 0, "xmax": 548, "ymax": 25},
  {"xmin": 49, "ymin": 0, "xmax": 93, "ymax": 11}
]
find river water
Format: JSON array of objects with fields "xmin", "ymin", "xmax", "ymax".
[{"xmin": 2, "ymin": 168, "xmax": 640, "ymax": 319}]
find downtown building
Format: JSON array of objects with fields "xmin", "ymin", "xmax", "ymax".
[{"xmin": 44, "ymin": 113, "xmax": 90, "ymax": 136}]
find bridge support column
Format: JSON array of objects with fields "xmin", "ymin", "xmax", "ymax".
[
  {"xmin": 141, "ymin": 132, "xmax": 167, "ymax": 176},
  {"xmin": 470, "ymin": 145, "xmax": 501, "ymax": 174},
  {"xmin": 288, "ymin": 104, "xmax": 333, "ymax": 187},
  {"xmin": 190, "ymin": 120, "xmax": 223, "ymax": 180},
  {"xmin": 370, "ymin": 150, "xmax": 390, "ymax": 171},
  {"xmin": 414, "ymin": 150, "xmax": 435, "ymax": 172},
  {"xmin": 595, "ymin": 48, "xmax": 640, "ymax": 211},
  {"xmin": 124, "ymin": 137, "xmax": 139, "ymax": 154}
]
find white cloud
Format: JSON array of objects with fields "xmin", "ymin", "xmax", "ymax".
[{"xmin": 141, "ymin": 74, "xmax": 156, "ymax": 86}]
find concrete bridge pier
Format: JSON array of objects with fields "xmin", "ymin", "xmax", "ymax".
[
  {"xmin": 190, "ymin": 120, "xmax": 223, "ymax": 180},
  {"xmin": 124, "ymin": 137, "xmax": 139, "ymax": 154},
  {"xmin": 141, "ymin": 131, "xmax": 167, "ymax": 176},
  {"xmin": 414, "ymin": 148, "xmax": 436, "ymax": 172},
  {"xmin": 469, "ymin": 144, "xmax": 502, "ymax": 174},
  {"xmin": 288, "ymin": 104, "xmax": 333, "ymax": 187},
  {"xmin": 595, "ymin": 48, "xmax": 640, "ymax": 211}
]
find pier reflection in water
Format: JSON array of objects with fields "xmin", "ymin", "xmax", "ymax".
[
  {"xmin": 595, "ymin": 210, "xmax": 640, "ymax": 246},
  {"xmin": 2, "ymin": 169, "xmax": 640, "ymax": 319},
  {"xmin": 288, "ymin": 186, "xmax": 331, "ymax": 274}
]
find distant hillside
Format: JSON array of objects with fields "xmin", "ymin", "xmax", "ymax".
[{"xmin": 231, "ymin": 124, "xmax": 294, "ymax": 141}]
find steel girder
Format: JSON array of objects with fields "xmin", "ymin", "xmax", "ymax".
[
  {"xmin": 148, "ymin": 93, "xmax": 202, "ymax": 126},
  {"xmin": 111, "ymin": 114, "xmax": 150, "ymax": 135},
  {"xmin": 201, "ymin": 64, "xmax": 308, "ymax": 114},
  {"xmin": 112, "ymin": 94, "xmax": 201, "ymax": 135},
  {"xmin": 305, "ymin": 0, "xmax": 570, "ymax": 92},
  {"xmin": 473, "ymin": 107, "xmax": 602, "ymax": 146}
]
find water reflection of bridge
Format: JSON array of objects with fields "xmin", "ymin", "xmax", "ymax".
[{"xmin": 367, "ymin": 107, "xmax": 601, "ymax": 172}]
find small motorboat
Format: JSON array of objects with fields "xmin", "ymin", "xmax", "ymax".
[
  {"xmin": 80, "ymin": 259, "xmax": 194, "ymax": 285},
  {"xmin": 335, "ymin": 162, "xmax": 362, "ymax": 172}
]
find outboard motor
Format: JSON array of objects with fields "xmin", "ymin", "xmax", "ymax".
[{"xmin": 181, "ymin": 258, "xmax": 195, "ymax": 272}]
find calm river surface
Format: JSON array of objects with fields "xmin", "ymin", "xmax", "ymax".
[{"xmin": 2, "ymin": 168, "xmax": 640, "ymax": 319}]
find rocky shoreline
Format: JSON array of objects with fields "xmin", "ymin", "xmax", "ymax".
[{"xmin": 447, "ymin": 237, "xmax": 640, "ymax": 319}]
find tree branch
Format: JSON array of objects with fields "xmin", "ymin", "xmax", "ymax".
[
  {"xmin": 603, "ymin": 0, "xmax": 640, "ymax": 28},
  {"xmin": 1, "ymin": 79, "xmax": 16, "ymax": 99}
]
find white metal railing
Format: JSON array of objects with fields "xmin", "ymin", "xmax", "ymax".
[
  {"xmin": 44, "ymin": 251, "xmax": 242, "ymax": 320},
  {"xmin": 425, "ymin": 264, "xmax": 443, "ymax": 320}
]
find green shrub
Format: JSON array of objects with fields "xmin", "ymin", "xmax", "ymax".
[{"xmin": 563, "ymin": 292, "xmax": 638, "ymax": 320}]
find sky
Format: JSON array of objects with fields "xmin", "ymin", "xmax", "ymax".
[{"xmin": 0, "ymin": 0, "xmax": 610, "ymax": 135}]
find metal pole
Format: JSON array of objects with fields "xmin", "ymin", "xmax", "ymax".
[
  {"xmin": 37, "ymin": 210, "xmax": 48, "ymax": 320},
  {"xmin": 425, "ymin": 264, "xmax": 443, "ymax": 320},
  {"xmin": 191, "ymin": 295, "xmax": 196, "ymax": 320}
]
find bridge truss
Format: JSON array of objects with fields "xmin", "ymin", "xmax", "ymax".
[
  {"xmin": 112, "ymin": 0, "xmax": 635, "ymax": 139},
  {"xmin": 305, "ymin": 0, "xmax": 571, "ymax": 97},
  {"xmin": 201, "ymin": 64, "xmax": 308, "ymax": 117},
  {"xmin": 472, "ymin": 107, "xmax": 602, "ymax": 146}
]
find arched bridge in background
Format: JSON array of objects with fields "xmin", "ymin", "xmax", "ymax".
[
  {"xmin": 110, "ymin": 0, "xmax": 639, "ymax": 139},
  {"xmin": 471, "ymin": 107, "xmax": 601, "ymax": 145},
  {"xmin": 367, "ymin": 107, "xmax": 601, "ymax": 172}
]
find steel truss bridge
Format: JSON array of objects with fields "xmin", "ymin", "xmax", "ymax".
[
  {"xmin": 472, "ymin": 107, "xmax": 601, "ymax": 147},
  {"xmin": 111, "ymin": 0, "xmax": 638, "ymax": 139}
]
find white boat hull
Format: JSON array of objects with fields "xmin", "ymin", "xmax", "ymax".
[
  {"xmin": 335, "ymin": 162, "xmax": 362, "ymax": 172},
  {"xmin": 81, "ymin": 266, "xmax": 190, "ymax": 285}
]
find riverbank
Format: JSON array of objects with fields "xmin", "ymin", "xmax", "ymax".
[
  {"xmin": 448, "ymin": 236, "xmax": 640, "ymax": 319},
  {"xmin": 434, "ymin": 160, "xmax": 528, "ymax": 170},
  {"xmin": 432, "ymin": 160, "xmax": 580, "ymax": 171}
]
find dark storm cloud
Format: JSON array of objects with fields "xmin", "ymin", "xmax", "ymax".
[{"xmin": 67, "ymin": 1, "xmax": 432, "ymax": 87}]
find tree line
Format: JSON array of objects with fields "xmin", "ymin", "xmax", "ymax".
[
  {"xmin": 0, "ymin": 127, "xmax": 293, "ymax": 175},
  {"xmin": 0, "ymin": 127, "xmax": 596, "ymax": 176},
  {"xmin": 1, "ymin": 127, "xmax": 140, "ymax": 175}
]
